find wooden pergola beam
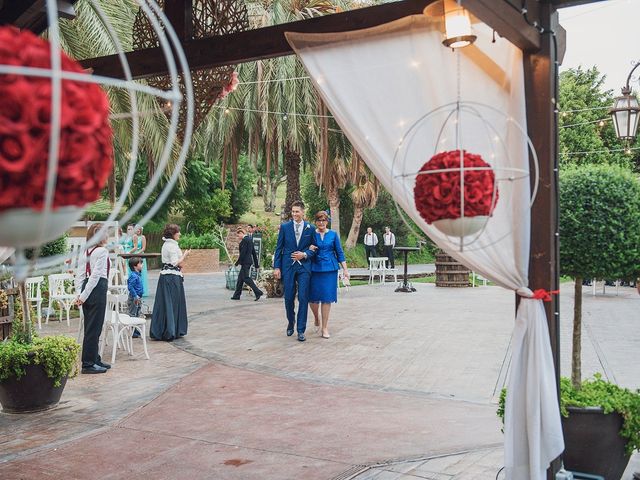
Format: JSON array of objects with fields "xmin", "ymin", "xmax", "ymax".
[
  {"xmin": 0, "ymin": 0, "xmax": 77, "ymax": 33},
  {"xmin": 82, "ymin": 0, "xmax": 544, "ymax": 80}
]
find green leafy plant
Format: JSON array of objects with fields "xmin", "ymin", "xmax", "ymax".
[
  {"xmin": 0, "ymin": 327, "xmax": 80, "ymax": 387},
  {"xmin": 560, "ymin": 164, "xmax": 640, "ymax": 388},
  {"xmin": 497, "ymin": 375, "xmax": 640, "ymax": 454},
  {"xmin": 179, "ymin": 233, "xmax": 221, "ymax": 250}
]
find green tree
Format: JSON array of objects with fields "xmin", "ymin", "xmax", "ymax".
[
  {"xmin": 560, "ymin": 164, "xmax": 640, "ymax": 389},
  {"xmin": 559, "ymin": 67, "xmax": 635, "ymax": 169},
  {"xmin": 180, "ymin": 156, "xmax": 232, "ymax": 234}
]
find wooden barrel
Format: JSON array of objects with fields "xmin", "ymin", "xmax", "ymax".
[{"xmin": 435, "ymin": 251, "xmax": 470, "ymax": 288}]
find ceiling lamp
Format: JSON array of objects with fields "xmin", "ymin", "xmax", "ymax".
[{"xmin": 442, "ymin": 0, "xmax": 476, "ymax": 49}]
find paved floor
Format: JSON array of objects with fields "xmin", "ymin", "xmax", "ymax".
[{"xmin": 0, "ymin": 271, "xmax": 638, "ymax": 479}]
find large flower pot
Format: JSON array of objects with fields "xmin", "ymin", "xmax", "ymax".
[
  {"xmin": 0, "ymin": 363, "xmax": 68, "ymax": 413},
  {"xmin": 562, "ymin": 406, "xmax": 631, "ymax": 479}
]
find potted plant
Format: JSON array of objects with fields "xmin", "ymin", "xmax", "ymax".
[
  {"xmin": 0, "ymin": 302, "xmax": 80, "ymax": 413},
  {"xmin": 498, "ymin": 375, "xmax": 640, "ymax": 479},
  {"xmin": 557, "ymin": 164, "xmax": 640, "ymax": 475}
]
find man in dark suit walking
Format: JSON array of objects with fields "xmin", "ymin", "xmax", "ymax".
[
  {"xmin": 231, "ymin": 226, "xmax": 263, "ymax": 301},
  {"xmin": 273, "ymin": 200, "xmax": 316, "ymax": 341}
]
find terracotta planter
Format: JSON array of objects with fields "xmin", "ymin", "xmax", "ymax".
[
  {"xmin": 181, "ymin": 248, "xmax": 220, "ymax": 273},
  {"xmin": 0, "ymin": 362, "xmax": 68, "ymax": 413},
  {"xmin": 562, "ymin": 406, "xmax": 631, "ymax": 479}
]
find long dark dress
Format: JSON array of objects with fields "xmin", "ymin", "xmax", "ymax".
[{"xmin": 150, "ymin": 239, "xmax": 188, "ymax": 340}]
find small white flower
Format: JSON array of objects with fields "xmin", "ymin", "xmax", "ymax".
[{"xmin": 305, "ymin": 224, "xmax": 310, "ymax": 230}]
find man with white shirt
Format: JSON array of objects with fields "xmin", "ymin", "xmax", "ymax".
[
  {"xmin": 382, "ymin": 226, "xmax": 396, "ymax": 269},
  {"xmin": 363, "ymin": 227, "xmax": 378, "ymax": 261}
]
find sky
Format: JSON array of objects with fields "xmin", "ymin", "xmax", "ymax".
[{"xmin": 559, "ymin": 0, "xmax": 640, "ymax": 94}]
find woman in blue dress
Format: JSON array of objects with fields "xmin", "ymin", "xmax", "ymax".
[
  {"xmin": 309, "ymin": 210, "xmax": 349, "ymax": 339},
  {"xmin": 131, "ymin": 224, "xmax": 149, "ymax": 296}
]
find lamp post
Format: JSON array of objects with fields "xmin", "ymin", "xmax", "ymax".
[{"xmin": 609, "ymin": 62, "xmax": 640, "ymax": 143}]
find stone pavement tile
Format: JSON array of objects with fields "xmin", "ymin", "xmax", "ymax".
[
  {"xmin": 0, "ymin": 428, "xmax": 347, "ymax": 480},
  {"xmin": 0, "ymin": 338, "xmax": 206, "ymax": 462},
  {"xmin": 119, "ymin": 363, "xmax": 502, "ymax": 465}
]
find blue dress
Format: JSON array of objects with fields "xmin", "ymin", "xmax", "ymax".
[{"xmin": 309, "ymin": 229, "xmax": 346, "ymax": 304}]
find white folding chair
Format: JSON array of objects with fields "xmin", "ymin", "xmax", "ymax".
[
  {"xmin": 46, "ymin": 273, "xmax": 76, "ymax": 326},
  {"xmin": 383, "ymin": 266, "xmax": 398, "ymax": 285},
  {"xmin": 26, "ymin": 276, "xmax": 44, "ymax": 329},
  {"xmin": 100, "ymin": 293, "xmax": 149, "ymax": 364},
  {"xmin": 472, "ymin": 271, "xmax": 488, "ymax": 287},
  {"xmin": 368, "ymin": 257, "xmax": 388, "ymax": 284}
]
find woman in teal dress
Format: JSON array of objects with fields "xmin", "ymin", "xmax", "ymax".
[
  {"xmin": 131, "ymin": 224, "xmax": 149, "ymax": 296},
  {"xmin": 309, "ymin": 211, "xmax": 349, "ymax": 339}
]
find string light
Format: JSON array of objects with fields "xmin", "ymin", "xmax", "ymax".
[
  {"xmin": 560, "ymin": 145, "xmax": 640, "ymax": 156},
  {"xmin": 560, "ymin": 118, "xmax": 609, "ymax": 128}
]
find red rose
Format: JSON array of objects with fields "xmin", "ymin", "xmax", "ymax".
[
  {"xmin": 0, "ymin": 26, "xmax": 113, "ymax": 212},
  {"xmin": 414, "ymin": 149, "xmax": 498, "ymax": 224}
]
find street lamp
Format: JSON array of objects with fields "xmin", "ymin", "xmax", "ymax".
[{"xmin": 609, "ymin": 62, "xmax": 640, "ymax": 143}]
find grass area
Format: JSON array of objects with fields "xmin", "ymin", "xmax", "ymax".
[{"xmin": 239, "ymin": 190, "xmax": 286, "ymax": 226}]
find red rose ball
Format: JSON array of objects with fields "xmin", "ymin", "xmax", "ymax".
[
  {"xmin": 413, "ymin": 149, "xmax": 498, "ymax": 224},
  {"xmin": 0, "ymin": 26, "xmax": 113, "ymax": 213}
]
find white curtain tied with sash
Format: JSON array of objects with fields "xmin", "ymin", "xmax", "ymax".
[{"xmin": 286, "ymin": 15, "xmax": 563, "ymax": 480}]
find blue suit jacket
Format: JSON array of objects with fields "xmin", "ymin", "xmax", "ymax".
[
  {"xmin": 311, "ymin": 230, "xmax": 345, "ymax": 272},
  {"xmin": 273, "ymin": 220, "xmax": 316, "ymax": 273}
]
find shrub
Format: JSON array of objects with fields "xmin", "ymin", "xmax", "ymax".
[
  {"xmin": 498, "ymin": 375, "xmax": 640, "ymax": 455},
  {"xmin": 179, "ymin": 233, "xmax": 221, "ymax": 250}
]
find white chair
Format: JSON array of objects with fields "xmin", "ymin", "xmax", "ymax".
[
  {"xmin": 46, "ymin": 273, "xmax": 76, "ymax": 326},
  {"xmin": 100, "ymin": 293, "xmax": 149, "ymax": 364},
  {"xmin": 26, "ymin": 276, "xmax": 44, "ymax": 329},
  {"xmin": 383, "ymin": 266, "xmax": 398, "ymax": 285},
  {"xmin": 472, "ymin": 271, "xmax": 488, "ymax": 287},
  {"xmin": 368, "ymin": 257, "xmax": 388, "ymax": 284}
]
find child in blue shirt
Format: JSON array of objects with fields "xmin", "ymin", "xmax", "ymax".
[{"xmin": 128, "ymin": 257, "xmax": 144, "ymax": 337}]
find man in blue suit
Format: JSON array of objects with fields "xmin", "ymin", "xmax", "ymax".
[{"xmin": 273, "ymin": 200, "xmax": 316, "ymax": 342}]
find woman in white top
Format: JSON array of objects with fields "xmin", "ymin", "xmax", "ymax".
[
  {"xmin": 150, "ymin": 224, "xmax": 190, "ymax": 341},
  {"xmin": 75, "ymin": 223, "xmax": 110, "ymax": 374}
]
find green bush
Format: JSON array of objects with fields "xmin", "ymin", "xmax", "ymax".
[
  {"xmin": 179, "ymin": 233, "xmax": 221, "ymax": 250},
  {"xmin": 560, "ymin": 164, "xmax": 640, "ymax": 280},
  {"xmin": 25, "ymin": 234, "xmax": 68, "ymax": 259},
  {"xmin": 497, "ymin": 375, "xmax": 640, "ymax": 455},
  {"xmin": 0, "ymin": 321, "xmax": 80, "ymax": 388}
]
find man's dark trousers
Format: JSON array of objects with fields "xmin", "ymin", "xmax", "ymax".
[
  {"xmin": 383, "ymin": 245, "xmax": 395, "ymax": 268},
  {"xmin": 233, "ymin": 264, "xmax": 261, "ymax": 298}
]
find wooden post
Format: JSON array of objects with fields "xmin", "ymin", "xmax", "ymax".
[{"xmin": 523, "ymin": 3, "xmax": 562, "ymax": 477}]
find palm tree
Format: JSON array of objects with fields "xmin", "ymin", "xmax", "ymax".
[
  {"xmin": 314, "ymin": 101, "xmax": 351, "ymax": 235},
  {"xmin": 345, "ymin": 150, "xmax": 379, "ymax": 248},
  {"xmin": 198, "ymin": 0, "xmax": 341, "ymax": 220},
  {"xmin": 57, "ymin": 0, "xmax": 183, "ymax": 203}
]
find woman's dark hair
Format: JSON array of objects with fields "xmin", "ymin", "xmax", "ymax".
[
  {"xmin": 128, "ymin": 257, "xmax": 142, "ymax": 270},
  {"xmin": 314, "ymin": 211, "xmax": 329, "ymax": 222},
  {"xmin": 163, "ymin": 223, "xmax": 180, "ymax": 239}
]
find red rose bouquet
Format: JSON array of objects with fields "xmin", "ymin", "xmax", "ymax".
[
  {"xmin": 413, "ymin": 149, "xmax": 498, "ymax": 225},
  {"xmin": 0, "ymin": 26, "xmax": 113, "ymax": 213}
]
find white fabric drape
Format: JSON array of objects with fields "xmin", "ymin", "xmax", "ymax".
[{"xmin": 287, "ymin": 15, "xmax": 563, "ymax": 479}]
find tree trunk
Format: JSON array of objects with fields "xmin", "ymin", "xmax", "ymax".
[
  {"xmin": 256, "ymin": 176, "xmax": 264, "ymax": 196},
  {"xmin": 345, "ymin": 204, "xmax": 364, "ymax": 248},
  {"xmin": 268, "ymin": 178, "xmax": 280, "ymax": 213},
  {"xmin": 283, "ymin": 145, "xmax": 301, "ymax": 221},
  {"xmin": 327, "ymin": 185, "xmax": 341, "ymax": 237},
  {"xmin": 571, "ymin": 276, "xmax": 583, "ymax": 390}
]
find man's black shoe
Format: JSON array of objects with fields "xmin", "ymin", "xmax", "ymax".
[
  {"xmin": 297, "ymin": 333, "xmax": 306, "ymax": 342},
  {"xmin": 230, "ymin": 296, "xmax": 240, "ymax": 300},
  {"xmin": 286, "ymin": 328, "xmax": 294, "ymax": 337},
  {"xmin": 254, "ymin": 291, "xmax": 263, "ymax": 301},
  {"xmin": 81, "ymin": 364, "xmax": 107, "ymax": 374},
  {"xmin": 96, "ymin": 360, "xmax": 111, "ymax": 369}
]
